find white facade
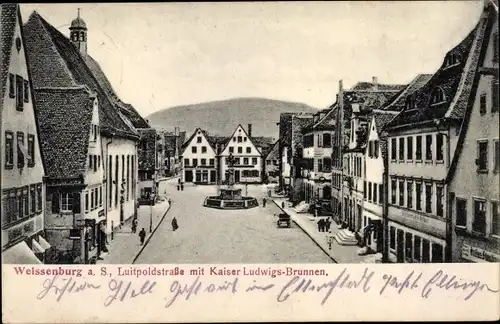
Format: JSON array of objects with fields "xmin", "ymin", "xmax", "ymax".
[
  {"xmin": 103, "ymin": 136, "xmax": 138, "ymax": 233},
  {"xmin": 1, "ymin": 6, "xmax": 46, "ymax": 263},
  {"xmin": 181, "ymin": 128, "xmax": 218, "ymax": 184},
  {"xmin": 221, "ymin": 125, "xmax": 262, "ymax": 183}
]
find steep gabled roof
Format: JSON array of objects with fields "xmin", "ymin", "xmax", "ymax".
[
  {"xmin": 180, "ymin": 127, "xmax": 219, "ymax": 155},
  {"xmin": 368, "ymin": 110, "xmax": 399, "ymax": 159},
  {"xmin": 23, "ymin": 12, "xmax": 139, "ymax": 140},
  {"xmin": 34, "ymin": 87, "xmax": 93, "ymax": 180},
  {"xmin": 220, "ymin": 124, "xmax": 263, "ymax": 155},
  {"xmin": 265, "ymin": 140, "xmax": 280, "ymax": 160},
  {"xmin": 85, "ymin": 55, "xmax": 149, "ymax": 128},
  {"xmin": 386, "ymin": 12, "xmax": 488, "ymax": 130},
  {"xmin": 351, "ymin": 81, "xmax": 406, "ymax": 91},
  {"xmin": 1, "ymin": 4, "xmax": 20, "ymax": 101},
  {"xmin": 302, "ymin": 107, "xmax": 336, "ymax": 133},
  {"xmin": 380, "ymin": 74, "xmax": 433, "ymax": 111}
]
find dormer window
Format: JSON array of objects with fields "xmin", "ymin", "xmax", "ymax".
[
  {"xmin": 444, "ymin": 53, "xmax": 460, "ymax": 68},
  {"xmin": 430, "ymin": 87, "xmax": 446, "ymax": 106},
  {"xmin": 405, "ymin": 95, "xmax": 416, "ymax": 110}
]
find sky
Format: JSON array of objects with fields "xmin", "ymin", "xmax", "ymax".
[{"xmin": 20, "ymin": 1, "xmax": 484, "ymax": 117}]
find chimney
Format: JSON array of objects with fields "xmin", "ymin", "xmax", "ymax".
[
  {"xmin": 248, "ymin": 124, "xmax": 252, "ymax": 137},
  {"xmin": 372, "ymin": 77, "xmax": 378, "ymax": 90}
]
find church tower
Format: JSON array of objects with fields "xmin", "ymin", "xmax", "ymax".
[{"xmin": 69, "ymin": 8, "xmax": 87, "ymax": 58}]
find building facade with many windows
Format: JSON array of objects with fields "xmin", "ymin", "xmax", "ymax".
[
  {"xmin": 383, "ymin": 9, "xmax": 491, "ymax": 262},
  {"xmin": 448, "ymin": 1, "xmax": 499, "ymax": 263},
  {"xmin": 181, "ymin": 128, "xmax": 219, "ymax": 184},
  {"xmin": 1, "ymin": 4, "xmax": 48, "ymax": 264}
]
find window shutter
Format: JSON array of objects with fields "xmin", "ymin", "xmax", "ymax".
[
  {"xmin": 52, "ymin": 192, "xmax": 60, "ymax": 213},
  {"xmin": 492, "ymin": 79, "xmax": 499, "ymax": 113},
  {"xmin": 73, "ymin": 192, "xmax": 81, "ymax": 213}
]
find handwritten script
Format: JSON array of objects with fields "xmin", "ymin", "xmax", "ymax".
[{"xmin": 34, "ymin": 268, "xmax": 498, "ymax": 307}]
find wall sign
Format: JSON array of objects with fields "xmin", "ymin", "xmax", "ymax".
[{"xmin": 461, "ymin": 244, "xmax": 500, "ymax": 262}]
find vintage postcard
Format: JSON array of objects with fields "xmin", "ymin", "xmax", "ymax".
[{"xmin": 1, "ymin": 1, "xmax": 499, "ymax": 323}]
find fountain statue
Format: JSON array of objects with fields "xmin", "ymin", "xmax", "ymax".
[{"xmin": 203, "ymin": 152, "xmax": 259, "ymax": 209}]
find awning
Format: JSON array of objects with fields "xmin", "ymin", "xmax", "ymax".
[
  {"xmin": 38, "ymin": 236, "xmax": 51, "ymax": 250},
  {"xmin": 2, "ymin": 241, "xmax": 42, "ymax": 264},
  {"xmin": 31, "ymin": 239, "xmax": 45, "ymax": 253}
]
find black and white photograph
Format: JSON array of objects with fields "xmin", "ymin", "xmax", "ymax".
[{"xmin": 1, "ymin": 0, "xmax": 498, "ymax": 267}]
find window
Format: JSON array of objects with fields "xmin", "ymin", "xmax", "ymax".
[
  {"xmin": 85, "ymin": 191, "xmax": 89, "ymax": 213},
  {"xmin": 243, "ymin": 137, "xmax": 247, "ymax": 142},
  {"xmin": 456, "ymin": 198, "xmax": 467, "ymax": 227},
  {"xmin": 494, "ymin": 34, "xmax": 499, "ymax": 63},
  {"xmin": 243, "ymin": 158, "xmax": 249, "ymax": 165},
  {"xmin": 201, "ymin": 146, "xmax": 207, "ymax": 154},
  {"xmin": 209, "ymin": 158, "xmax": 215, "ymax": 166},
  {"xmin": 192, "ymin": 146, "xmax": 197, "ymax": 154},
  {"xmin": 192, "ymin": 159, "xmax": 198, "ymax": 167},
  {"xmin": 425, "ymin": 183, "xmax": 433, "ymax": 213},
  {"xmin": 390, "ymin": 226, "xmax": 396, "ymax": 250},
  {"xmin": 233, "ymin": 137, "xmax": 236, "ymax": 142},
  {"xmin": 378, "ymin": 184, "xmax": 383, "ymax": 205},
  {"xmin": 17, "ymin": 132, "xmax": 25, "ymax": 168},
  {"xmin": 425, "ymin": 135, "xmax": 433, "ymax": 161},
  {"xmin": 323, "ymin": 133, "xmax": 332, "ymax": 147},
  {"xmin": 492, "ymin": 201, "xmax": 499, "ymax": 236},
  {"xmin": 436, "ymin": 134, "xmax": 444, "ymax": 162},
  {"xmin": 368, "ymin": 182, "xmax": 372, "ymax": 201},
  {"xmin": 17, "ymin": 188, "xmax": 23, "ymax": 219},
  {"xmin": 431, "ymin": 243, "xmax": 443, "ymax": 263},
  {"xmin": 246, "ymin": 147, "xmax": 251, "ymax": 154},
  {"xmin": 492, "ymin": 78, "xmax": 499, "ymax": 112},
  {"xmin": 414, "ymin": 236, "xmax": 421, "ymax": 262},
  {"xmin": 494, "ymin": 140, "xmax": 499, "ymax": 173},
  {"xmin": 416, "ymin": 182, "xmax": 422, "ymax": 211},
  {"xmin": 23, "ymin": 187, "xmax": 29, "ymax": 217},
  {"xmin": 197, "ymin": 136, "xmax": 202, "ymax": 143},
  {"xmin": 363, "ymin": 181, "xmax": 367, "ymax": 199},
  {"xmin": 201, "ymin": 158, "xmax": 206, "ymax": 166},
  {"xmin": 391, "ymin": 179, "xmax": 397, "ymax": 204},
  {"xmin": 91, "ymin": 190, "xmax": 95, "ymax": 210},
  {"xmin": 373, "ymin": 184, "xmax": 378, "ymax": 204},
  {"xmin": 405, "ymin": 233, "xmax": 413, "ymax": 261},
  {"xmin": 89, "ymin": 155, "xmax": 93, "ymax": 169},
  {"xmin": 98, "ymin": 156, "xmax": 101, "ymax": 168},
  {"xmin": 430, "ymin": 88, "xmax": 445, "ymax": 105},
  {"xmin": 4, "ymin": 131, "xmax": 14, "ymax": 168},
  {"xmin": 323, "ymin": 157, "xmax": 332, "ymax": 172},
  {"xmin": 436, "ymin": 185, "xmax": 444, "ymax": 217},
  {"xmin": 229, "ymin": 147, "xmax": 234, "ymax": 153},
  {"xmin": 238, "ymin": 147, "xmax": 242, "ymax": 154},
  {"xmin": 237, "ymin": 136, "xmax": 242, "ymax": 143},
  {"xmin": 476, "ymin": 140, "xmax": 488, "ymax": 171},
  {"xmin": 416, "ymin": 136, "xmax": 422, "ymax": 160},
  {"xmin": 252, "ymin": 158, "xmax": 257, "ymax": 165},
  {"xmin": 422, "ymin": 239, "xmax": 430, "ymax": 263},
  {"xmin": 94, "ymin": 155, "xmax": 98, "ymax": 172},
  {"xmin": 407, "ymin": 181, "xmax": 413, "ymax": 209},
  {"xmin": 398, "ymin": 180, "xmax": 404, "ymax": 206},
  {"xmin": 30, "ymin": 185, "xmax": 36, "ymax": 215},
  {"xmin": 61, "ymin": 193, "xmax": 73, "ymax": 212},
  {"xmin": 9, "ymin": 73, "xmax": 15, "ymax": 98},
  {"xmin": 24, "ymin": 80, "xmax": 29, "ymax": 103},
  {"xmin": 391, "ymin": 138, "xmax": 397, "ymax": 160},
  {"xmin": 184, "ymin": 158, "xmax": 189, "ymax": 166},
  {"xmin": 480, "ymin": 93, "xmax": 487, "ymax": 115},
  {"xmin": 407, "ymin": 137, "xmax": 413, "ymax": 161},
  {"xmin": 37, "ymin": 183, "xmax": 42, "ymax": 212},
  {"xmin": 99, "ymin": 186, "xmax": 103, "ymax": 207},
  {"xmin": 16, "ymin": 75, "xmax": 24, "ymax": 110},
  {"xmin": 398, "ymin": 137, "xmax": 405, "ymax": 161},
  {"xmin": 473, "ymin": 199, "xmax": 486, "ymax": 234}
]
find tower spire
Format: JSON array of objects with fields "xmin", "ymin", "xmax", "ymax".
[{"xmin": 77, "ymin": 8, "xmax": 80, "ymax": 18}]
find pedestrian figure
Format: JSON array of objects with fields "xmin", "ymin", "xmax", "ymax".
[
  {"xmin": 180, "ymin": 183, "xmax": 184, "ymax": 191},
  {"xmin": 131, "ymin": 218, "xmax": 138, "ymax": 233},
  {"xmin": 178, "ymin": 178, "xmax": 181, "ymax": 185},
  {"xmin": 317, "ymin": 219, "xmax": 322, "ymax": 232},
  {"xmin": 171, "ymin": 217, "xmax": 179, "ymax": 231},
  {"xmin": 325, "ymin": 218, "xmax": 331, "ymax": 232},
  {"xmin": 262, "ymin": 198, "xmax": 267, "ymax": 207},
  {"xmin": 139, "ymin": 228, "xmax": 146, "ymax": 245},
  {"xmin": 282, "ymin": 201, "xmax": 285, "ymax": 209}
]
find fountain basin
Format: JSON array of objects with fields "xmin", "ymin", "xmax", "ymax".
[{"xmin": 204, "ymin": 196, "xmax": 259, "ymax": 209}]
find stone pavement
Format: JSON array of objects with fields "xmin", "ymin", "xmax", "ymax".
[
  {"xmin": 97, "ymin": 197, "xmax": 172, "ymax": 264},
  {"xmin": 273, "ymin": 198, "xmax": 375, "ymax": 263}
]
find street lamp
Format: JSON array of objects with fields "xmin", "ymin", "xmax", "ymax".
[{"xmin": 149, "ymin": 195, "xmax": 154, "ymax": 233}]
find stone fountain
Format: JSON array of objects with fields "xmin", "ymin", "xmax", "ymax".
[{"xmin": 203, "ymin": 153, "xmax": 259, "ymax": 209}]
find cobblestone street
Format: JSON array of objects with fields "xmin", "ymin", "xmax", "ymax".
[{"xmin": 134, "ymin": 180, "xmax": 332, "ymax": 263}]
